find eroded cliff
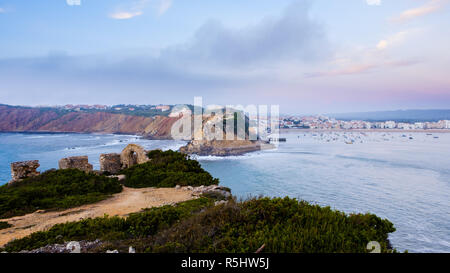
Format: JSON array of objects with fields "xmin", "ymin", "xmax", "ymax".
[{"xmin": 0, "ymin": 105, "xmax": 178, "ymax": 139}]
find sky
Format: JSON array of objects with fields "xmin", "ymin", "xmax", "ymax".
[{"xmin": 0, "ymin": 0, "xmax": 449, "ymax": 114}]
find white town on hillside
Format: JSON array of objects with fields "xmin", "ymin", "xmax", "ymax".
[{"xmin": 280, "ymin": 116, "xmax": 450, "ymax": 130}]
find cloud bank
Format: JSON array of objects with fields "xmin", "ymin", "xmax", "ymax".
[{"xmin": 161, "ymin": 0, "xmax": 329, "ymax": 68}]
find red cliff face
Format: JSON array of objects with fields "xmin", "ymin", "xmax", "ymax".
[{"xmin": 0, "ymin": 105, "xmax": 178, "ymax": 139}]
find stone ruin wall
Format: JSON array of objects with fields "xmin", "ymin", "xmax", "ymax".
[
  {"xmin": 58, "ymin": 156, "xmax": 93, "ymax": 173},
  {"xmin": 99, "ymin": 153, "xmax": 122, "ymax": 174},
  {"xmin": 120, "ymin": 144, "xmax": 149, "ymax": 169},
  {"xmin": 9, "ymin": 160, "xmax": 41, "ymax": 185},
  {"xmin": 8, "ymin": 144, "xmax": 149, "ymax": 185},
  {"xmin": 99, "ymin": 144, "xmax": 150, "ymax": 174}
]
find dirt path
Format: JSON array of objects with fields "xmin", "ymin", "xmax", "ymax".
[{"xmin": 0, "ymin": 187, "xmax": 195, "ymax": 247}]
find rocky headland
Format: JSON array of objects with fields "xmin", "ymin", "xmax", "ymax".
[{"xmin": 179, "ymin": 139, "xmax": 272, "ymax": 156}]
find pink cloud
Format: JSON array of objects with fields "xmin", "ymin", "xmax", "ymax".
[{"xmin": 391, "ymin": 0, "xmax": 449, "ymax": 22}]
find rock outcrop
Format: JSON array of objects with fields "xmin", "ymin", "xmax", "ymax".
[
  {"xmin": 179, "ymin": 139, "xmax": 268, "ymax": 156},
  {"xmin": 9, "ymin": 160, "xmax": 40, "ymax": 185},
  {"xmin": 99, "ymin": 153, "xmax": 121, "ymax": 174},
  {"xmin": 58, "ymin": 156, "xmax": 93, "ymax": 173},
  {"xmin": 189, "ymin": 184, "xmax": 232, "ymax": 199},
  {"xmin": 179, "ymin": 111, "xmax": 274, "ymax": 156}
]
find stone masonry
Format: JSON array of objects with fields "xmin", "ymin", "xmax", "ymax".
[
  {"xmin": 58, "ymin": 156, "xmax": 93, "ymax": 173},
  {"xmin": 120, "ymin": 144, "xmax": 149, "ymax": 169},
  {"xmin": 9, "ymin": 160, "xmax": 41, "ymax": 185},
  {"xmin": 99, "ymin": 153, "xmax": 122, "ymax": 174}
]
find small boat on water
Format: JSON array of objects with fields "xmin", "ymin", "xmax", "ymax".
[{"xmin": 269, "ymin": 137, "xmax": 287, "ymax": 142}]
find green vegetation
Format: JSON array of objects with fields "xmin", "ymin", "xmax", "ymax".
[
  {"xmin": 1, "ymin": 197, "xmax": 396, "ymax": 253},
  {"xmin": 1, "ymin": 197, "xmax": 214, "ymax": 252},
  {"xmin": 0, "ymin": 221, "xmax": 12, "ymax": 230},
  {"xmin": 140, "ymin": 197, "xmax": 396, "ymax": 253},
  {"xmin": 0, "ymin": 169, "xmax": 122, "ymax": 219},
  {"xmin": 121, "ymin": 150, "xmax": 219, "ymax": 188}
]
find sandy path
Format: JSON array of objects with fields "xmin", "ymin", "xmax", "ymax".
[{"xmin": 0, "ymin": 187, "xmax": 195, "ymax": 247}]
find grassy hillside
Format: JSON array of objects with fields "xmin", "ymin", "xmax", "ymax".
[
  {"xmin": 0, "ymin": 169, "xmax": 123, "ymax": 219},
  {"xmin": 0, "ymin": 150, "xmax": 218, "ymax": 219},
  {"xmin": 1, "ymin": 196, "xmax": 396, "ymax": 253}
]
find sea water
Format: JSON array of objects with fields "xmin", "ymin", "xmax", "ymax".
[{"xmin": 0, "ymin": 131, "xmax": 449, "ymax": 253}]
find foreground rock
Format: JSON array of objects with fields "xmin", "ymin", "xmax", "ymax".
[
  {"xmin": 187, "ymin": 184, "xmax": 231, "ymax": 199},
  {"xmin": 17, "ymin": 240, "xmax": 103, "ymax": 253}
]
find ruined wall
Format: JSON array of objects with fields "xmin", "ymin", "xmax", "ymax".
[
  {"xmin": 120, "ymin": 144, "xmax": 149, "ymax": 169},
  {"xmin": 9, "ymin": 160, "xmax": 40, "ymax": 184},
  {"xmin": 8, "ymin": 144, "xmax": 150, "ymax": 185},
  {"xmin": 99, "ymin": 153, "xmax": 122, "ymax": 174},
  {"xmin": 58, "ymin": 156, "xmax": 93, "ymax": 173}
]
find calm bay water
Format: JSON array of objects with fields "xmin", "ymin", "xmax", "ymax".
[{"xmin": 0, "ymin": 132, "xmax": 449, "ymax": 253}]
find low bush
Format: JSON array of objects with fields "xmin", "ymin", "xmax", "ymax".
[
  {"xmin": 1, "ymin": 197, "xmax": 396, "ymax": 253},
  {"xmin": 0, "ymin": 169, "xmax": 122, "ymax": 219},
  {"xmin": 143, "ymin": 197, "xmax": 396, "ymax": 253},
  {"xmin": 121, "ymin": 150, "xmax": 219, "ymax": 188}
]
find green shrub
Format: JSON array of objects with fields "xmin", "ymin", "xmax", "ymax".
[
  {"xmin": 143, "ymin": 197, "xmax": 396, "ymax": 253},
  {"xmin": 121, "ymin": 150, "xmax": 219, "ymax": 188},
  {"xmin": 0, "ymin": 169, "xmax": 122, "ymax": 219},
  {"xmin": 1, "ymin": 197, "xmax": 396, "ymax": 253}
]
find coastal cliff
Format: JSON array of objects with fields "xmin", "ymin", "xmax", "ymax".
[
  {"xmin": 0, "ymin": 104, "xmax": 274, "ymax": 156},
  {"xmin": 0, "ymin": 105, "xmax": 178, "ymax": 139},
  {"xmin": 179, "ymin": 139, "xmax": 270, "ymax": 156}
]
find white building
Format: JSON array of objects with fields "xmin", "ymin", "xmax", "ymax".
[
  {"xmin": 414, "ymin": 122, "xmax": 424, "ymax": 129},
  {"xmin": 385, "ymin": 121, "xmax": 396, "ymax": 129}
]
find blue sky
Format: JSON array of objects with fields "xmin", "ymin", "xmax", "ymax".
[{"xmin": 0, "ymin": 0, "xmax": 449, "ymax": 114}]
